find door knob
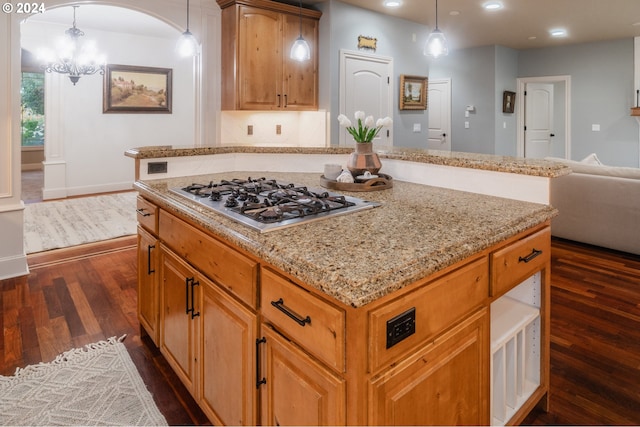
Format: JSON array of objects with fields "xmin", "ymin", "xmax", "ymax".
[{"xmin": 550, "ymin": 133, "xmax": 555, "ymax": 137}]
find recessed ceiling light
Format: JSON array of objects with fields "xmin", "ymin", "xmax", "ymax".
[
  {"xmin": 528, "ymin": 36, "xmax": 537, "ymax": 40},
  {"xmin": 383, "ymin": 0, "xmax": 402, "ymax": 7},
  {"xmin": 483, "ymin": 2, "xmax": 503, "ymax": 11},
  {"xmin": 550, "ymin": 29, "xmax": 567, "ymax": 37},
  {"xmin": 449, "ymin": 10, "xmax": 460, "ymax": 16},
  {"xmin": 633, "ymin": 22, "xmax": 640, "ymax": 27}
]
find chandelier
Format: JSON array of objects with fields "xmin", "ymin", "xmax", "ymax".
[{"xmin": 39, "ymin": 6, "xmax": 106, "ymax": 85}]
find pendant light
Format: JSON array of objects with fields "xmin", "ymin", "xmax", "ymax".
[
  {"xmin": 176, "ymin": 0, "xmax": 198, "ymax": 57},
  {"xmin": 39, "ymin": 6, "xmax": 106, "ymax": 85},
  {"xmin": 290, "ymin": 0, "xmax": 311, "ymax": 62},
  {"xmin": 424, "ymin": 0, "xmax": 448, "ymax": 59}
]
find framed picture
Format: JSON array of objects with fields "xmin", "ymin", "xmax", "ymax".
[
  {"xmin": 502, "ymin": 90, "xmax": 515, "ymax": 113},
  {"xmin": 103, "ymin": 64, "xmax": 172, "ymax": 113},
  {"xmin": 399, "ymin": 75, "xmax": 428, "ymax": 110}
]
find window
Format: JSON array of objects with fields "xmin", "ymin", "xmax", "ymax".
[{"xmin": 21, "ymin": 72, "xmax": 44, "ymax": 147}]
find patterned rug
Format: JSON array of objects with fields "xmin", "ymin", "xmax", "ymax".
[
  {"xmin": 24, "ymin": 192, "xmax": 137, "ymax": 254},
  {"xmin": 0, "ymin": 336, "xmax": 167, "ymax": 426}
]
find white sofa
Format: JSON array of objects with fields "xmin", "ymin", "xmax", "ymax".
[{"xmin": 547, "ymin": 156, "xmax": 640, "ymax": 255}]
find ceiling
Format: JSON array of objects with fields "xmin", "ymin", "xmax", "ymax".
[
  {"xmin": 323, "ymin": 0, "xmax": 640, "ymax": 50},
  {"xmin": 23, "ymin": 0, "xmax": 640, "ymax": 51}
]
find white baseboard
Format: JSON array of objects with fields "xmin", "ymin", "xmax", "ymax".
[
  {"xmin": 0, "ymin": 254, "xmax": 29, "ymax": 280},
  {"xmin": 43, "ymin": 181, "xmax": 135, "ymax": 200}
]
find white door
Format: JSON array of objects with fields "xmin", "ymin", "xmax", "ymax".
[
  {"xmin": 524, "ymin": 83, "xmax": 554, "ymax": 158},
  {"xmin": 427, "ymin": 78, "xmax": 451, "ymax": 151},
  {"xmin": 339, "ymin": 50, "xmax": 393, "ymax": 147}
]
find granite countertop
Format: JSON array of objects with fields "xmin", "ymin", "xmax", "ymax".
[
  {"xmin": 125, "ymin": 145, "xmax": 570, "ymax": 178},
  {"xmin": 135, "ymin": 172, "xmax": 557, "ymax": 308}
]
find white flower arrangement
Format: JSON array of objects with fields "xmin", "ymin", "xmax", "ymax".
[{"xmin": 337, "ymin": 111, "xmax": 393, "ymax": 143}]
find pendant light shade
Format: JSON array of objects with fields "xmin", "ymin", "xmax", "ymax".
[
  {"xmin": 424, "ymin": 0, "xmax": 448, "ymax": 59},
  {"xmin": 177, "ymin": 0, "xmax": 198, "ymax": 57},
  {"xmin": 290, "ymin": 0, "xmax": 311, "ymax": 62},
  {"xmin": 290, "ymin": 36, "xmax": 311, "ymax": 62}
]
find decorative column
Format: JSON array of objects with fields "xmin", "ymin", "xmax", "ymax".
[
  {"xmin": 42, "ymin": 73, "xmax": 68, "ymax": 200},
  {"xmin": 0, "ymin": 12, "xmax": 29, "ymax": 279}
]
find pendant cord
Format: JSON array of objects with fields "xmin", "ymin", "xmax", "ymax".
[
  {"xmin": 435, "ymin": 0, "xmax": 439, "ymax": 30},
  {"xmin": 298, "ymin": 0, "xmax": 303, "ymax": 36},
  {"xmin": 186, "ymin": 0, "xmax": 190, "ymax": 31}
]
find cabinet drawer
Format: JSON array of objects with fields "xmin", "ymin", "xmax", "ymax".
[
  {"xmin": 159, "ymin": 210, "xmax": 258, "ymax": 309},
  {"xmin": 490, "ymin": 227, "xmax": 550, "ymax": 298},
  {"xmin": 136, "ymin": 196, "xmax": 158, "ymax": 234},
  {"xmin": 261, "ymin": 268, "xmax": 345, "ymax": 372},
  {"xmin": 369, "ymin": 257, "xmax": 488, "ymax": 372}
]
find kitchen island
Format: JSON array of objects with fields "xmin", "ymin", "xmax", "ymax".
[{"xmin": 134, "ymin": 164, "xmax": 557, "ymax": 426}]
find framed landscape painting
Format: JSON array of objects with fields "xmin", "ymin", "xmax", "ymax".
[
  {"xmin": 400, "ymin": 75, "xmax": 428, "ymax": 110},
  {"xmin": 103, "ymin": 64, "xmax": 172, "ymax": 113}
]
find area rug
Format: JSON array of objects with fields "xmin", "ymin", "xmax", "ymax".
[
  {"xmin": 24, "ymin": 192, "xmax": 137, "ymax": 254},
  {"xmin": 0, "ymin": 336, "xmax": 167, "ymax": 426}
]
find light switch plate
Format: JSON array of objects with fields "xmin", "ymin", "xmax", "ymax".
[{"xmin": 413, "ymin": 123, "xmax": 421, "ymax": 132}]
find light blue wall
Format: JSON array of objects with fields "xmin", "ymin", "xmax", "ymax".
[
  {"xmin": 494, "ymin": 46, "xmax": 519, "ymax": 157},
  {"xmin": 317, "ymin": 0, "xmax": 431, "ymax": 148},
  {"xmin": 429, "ymin": 45, "xmax": 506, "ymax": 154},
  {"xmin": 518, "ymin": 39, "xmax": 636, "ymax": 166},
  {"xmin": 316, "ymin": 1, "xmax": 638, "ymax": 167}
]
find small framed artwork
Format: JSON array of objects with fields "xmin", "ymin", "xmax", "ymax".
[
  {"xmin": 103, "ymin": 64, "xmax": 172, "ymax": 113},
  {"xmin": 502, "ymin": 90, "xmax": 515, "ymax": 113},
  {"xmin": 400, "ymin": 75, "xmax": 428, "ymax": 110}
]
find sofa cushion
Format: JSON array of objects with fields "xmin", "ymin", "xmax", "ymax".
[
  {"xmin": 579, "ymin": 152, "xmax": 602, "ymax": 165},
  {"xmin": 545, "ymin": 157, "xmax": 640, "ymax": 180}
]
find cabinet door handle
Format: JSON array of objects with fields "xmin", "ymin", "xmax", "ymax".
[
  {"xmin": 271, "ymin": 298, "xmax": 311, "ymax": 327},
  {"xmin": 185, "ymin": 277, "xmax": 192, "ymax": 315},
  {"xmin": 136, "ymin": 208, "xmax": 151, "ymax": 217},
  {"xmin": 277, "ymin": 94, "xmax": 281, "ymax": 108},
  {"xmin": 284, "ymin": 94, "xmax": 288, "ymax": 107},
  {"xmin": 255, "ymin": 337, "xmax": 267, "ymax": 389},
  {"xmin": 147, "ymin": 244, "xmax": 155, "ymax": 275},
  {"xmin": 519, "ymin": 248, "xmax": 543, "ymax": 263},
  {"xmin": 189, "ymin": 278, "xmax": 200, "ymax": 319}
]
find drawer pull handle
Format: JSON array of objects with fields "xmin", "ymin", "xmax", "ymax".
[
  {"xmin": 136, "ymin": 208, "xmax": 151, "ymax": 217},
  {"xmin": 519, "ymin": 248, "xmax": 543, "ymax": 263},
  {"xmin": 271, "ymin": 298, "xmax": 311, "ymax": 327}
]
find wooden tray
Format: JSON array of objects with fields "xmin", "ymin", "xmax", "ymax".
[{"xmin": 320, "ymin": 173, "xmax": 393, "ymax": 192}]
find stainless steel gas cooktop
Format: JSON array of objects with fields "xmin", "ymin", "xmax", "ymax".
[{"xmin": 170, "ymin": 177, "xmax": 380, "ymax": 233}]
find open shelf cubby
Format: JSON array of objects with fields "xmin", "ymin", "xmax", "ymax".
[{"xmin": 490, "ymin": 273, "xmax": 541, "ymax": 426}]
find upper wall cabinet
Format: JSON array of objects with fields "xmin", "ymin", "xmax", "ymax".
[{"xmin": 217, "ymin": 0, "xmax": 321, "ymax": 111}]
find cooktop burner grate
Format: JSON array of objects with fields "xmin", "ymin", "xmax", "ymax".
[{"xmin": 170, "ymin": 176, "xmax": 380, "ymax": 232}]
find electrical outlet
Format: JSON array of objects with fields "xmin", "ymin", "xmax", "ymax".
[
  {"xmin": 276, "ymin": 124, "xmax": 282, "ymax": 135},
  {"xmin": 247, "ymin": 125, "xmax": 253, "ymax": 135},
  {"xmin": 386, "ymin": 307, "xmax": 416, "ymax": 349},
  {"xmin": 147, "ymin": 161, "xmax": 167, "ymax": 174}
]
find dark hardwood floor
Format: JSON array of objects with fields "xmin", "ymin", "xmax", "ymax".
[
  {"xmin": 1, "ymin": 236, "xmax": 639, "ymax": 425},
  {"xmin": 0, "ymin": 236, "xmax": 210, "ymax": 426}
]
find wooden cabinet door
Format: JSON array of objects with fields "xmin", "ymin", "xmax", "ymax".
[
  {"xmin": 369, "ymin": 309, "xmax": 489, "ymax": 426},
  {"xmin": 199, "ymin": 277, "xmax": 258, "ymax": 426},
  {"xmin": 238, "ymin": 6, "xmax": 282, "ymax": 110},
  {"xmin": 160, "ymin": 248, "xmax": 200, "ymax": 394},
  {"xmin": 137, "ymin": 226, "xmax": 159, "ymax": 345},
  {"xmin": 282, "ymin": 13, "xmax": 318, "ymax": 110},
  {"xmin": 260, "ymin": 325, "xmax": 345, "ymax": 426}
]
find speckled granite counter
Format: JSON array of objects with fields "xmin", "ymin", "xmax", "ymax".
[
  {"xmin": 125, "ymin": 146, "xmax": 570, "ymax": 178},
  {"xmin": 135, "ymin": 172, "xmax": 557, "ymax": 308}
]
